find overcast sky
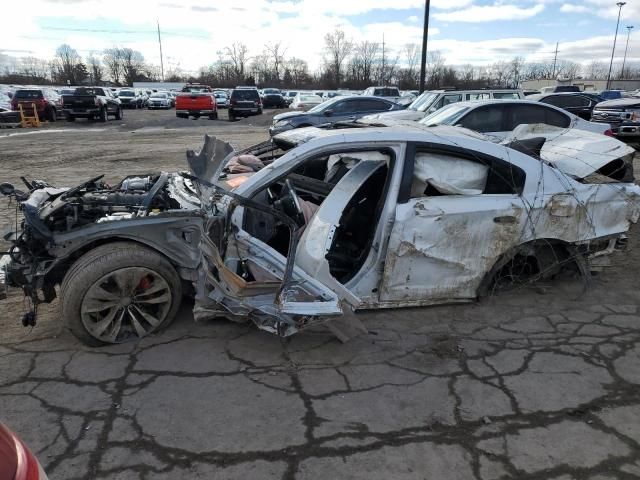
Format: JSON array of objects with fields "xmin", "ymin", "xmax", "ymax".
[{"xmin": 3, "ymin": 0, "xmax": 640, "ymax": 74}]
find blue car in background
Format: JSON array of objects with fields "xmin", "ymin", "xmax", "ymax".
[{"xmin": 269, "ymin": 95, "xmax": 402, "ymax": 136}]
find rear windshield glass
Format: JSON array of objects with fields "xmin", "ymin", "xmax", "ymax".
[
  {"xmin": 374, "ymin": 88, "xmax": 400, "ymax": 96},
  {"xmin": 75, "ymin": 88, "xmax": 105, "ymax": 96},
  {"xmin": 232, "ymin": 90, "xmax": 259, "ymax": 100},
  {"xmin": 183, "ymin": 85, "xmax": 210, "ymax": 92},
  {"xmin": 14, "ymin": 90, "xmax": 43, "ymax": 99}
]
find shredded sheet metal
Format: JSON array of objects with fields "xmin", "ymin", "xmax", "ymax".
[{"xmin": 504, "ymin": 124, "xmax": 635, "ymax": 179}]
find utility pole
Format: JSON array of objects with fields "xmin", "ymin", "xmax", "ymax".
[
  {"xmin": 419, "ymin": 0, "xmax": 431, "ymax": 93},
  {"xmin": 157, "ymin": 19, "xmax": 165, "ymax": 81},
  {"xmin": 381, "ymin": 33, "xmax": 386, "ymax": 85},
  {"xmin": 551, "ymin": 42, "xmax": 559, "ymax": 79},
  {"xmin": 606, "ymin": 2, "xmax": 626, "ymax": 89},
  {"xmin": 621, "ymin": 25, "xmax": 634, "ymax": 79}
]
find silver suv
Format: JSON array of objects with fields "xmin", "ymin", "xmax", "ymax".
[
  {"xmin": 366, "ymin": 88, "xmax": 525, "ymax": 122},
  {"xmin": 591, "ymin": 98, "xmax": 640, "ymax": 138}
]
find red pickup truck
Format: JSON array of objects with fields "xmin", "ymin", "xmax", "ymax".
[{"xmin": 175, "ymin": 84, "xmax": 218, "ymax": 119}]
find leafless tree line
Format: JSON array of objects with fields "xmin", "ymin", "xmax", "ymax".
[{"xmin": 2, "ymin": 31, "xmax": 640, "ymax": 88}]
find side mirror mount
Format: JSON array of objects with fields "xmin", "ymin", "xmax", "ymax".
[
  {"xmin": 0, "ymin": 182, "xmax": 15, "ymax": 196},
  {"xmin": 324, "ymin": 110, "xmax": 333, "ymax": 117}
]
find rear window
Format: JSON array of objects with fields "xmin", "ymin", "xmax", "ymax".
[
  {"xmin": 232, "ymin": 90, "xmax": 260, "ymax": 100},
  {"xmin": 493, "ymin": 92, "xmax": 520, "ymax": 99},
  {"xmin": 14, "ymin": 90, "xmax": 43, "ymax": 99},
  {"xmin": 555, "ymin": 86, "xmax": 580, "ymax": 93},
  {"xmin": 75, "ymin": 88, "xmax": 105, "ymax": 96},
  {"xmin": 374, "ymin": 87, "xmax": 400, "ymax": 96},
  {"xmin": 183, "ymin": 85, "xmax": 211, "ymax": 93}
]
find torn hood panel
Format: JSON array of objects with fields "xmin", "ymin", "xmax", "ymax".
[
  {"xmin": 186, "ymin": 134, "xmax": 235, "ymax": 186},
  {"xmin": 503, "ymin": 124, "xmax": 635, "ymax": 179}
]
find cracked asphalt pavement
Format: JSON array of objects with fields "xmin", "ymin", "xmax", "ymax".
[
  {"xmin": 4, "ymin": 297, "xmax": 640, "ymax": 480},
  {"xmin": 2, "ymin": 117, "xmax": 640, "ymax": 479}
]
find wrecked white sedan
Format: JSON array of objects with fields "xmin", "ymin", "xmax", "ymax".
[{"xmin": 2, "ymin": 124, "xmax": 639, "ymax": 345}]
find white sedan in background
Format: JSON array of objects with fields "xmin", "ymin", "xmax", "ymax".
[
  {"xmin": 418, "ymin": 99, "xmax": 610, "ymax": 140},
  {"xmin": 290, "ymin": 93, "xmax": 323, "ymax": 110}
]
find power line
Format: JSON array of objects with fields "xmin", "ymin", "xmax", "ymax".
[{"xmin": 40, "ymin": 26, "xmax": 209, "ymax": 39}]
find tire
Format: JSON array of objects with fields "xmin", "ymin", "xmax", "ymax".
[
  {"xmin": 115, "ymin": 106, "xmax": 122, "ymax": 120},
  {"xmin": 228, "ymin": 111, "xmax": 235, "ymax": 122},
  {"xmin": 258, "ymin": 108, "xmax": 263, "ymax": 115},
  {"xmin": 98, "ymin": 107, "xmax": 107, "ymax": 122},
  {"xmin": 61, "ymin": 242, "xmax": 182, "ymax": 346},
  {"xmin": 209, "ymin": 111, "xmax": 218, "ymax": 120},
  {"xmin": 67, "ymin": 115, "xmax": 75, "ymax": 122},
  {"xmin": 49, "ymin": 108, "xmax": 57, "ymax": 122}
]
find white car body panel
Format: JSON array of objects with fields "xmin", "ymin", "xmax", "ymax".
[
  {"xmin": 505, "ymin": 124, "xmax": 635, "ymax": 179},
  {"xmin": 189, "ymin": 129, "xmax": 640, "ymax": 335}
]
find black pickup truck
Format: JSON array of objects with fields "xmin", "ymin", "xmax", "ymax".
[{"xmin": 61, "ymin": 87, "xmax": 122, "ymax": 122}]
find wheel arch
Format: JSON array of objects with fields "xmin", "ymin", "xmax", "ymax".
[
  {"xmin": 477, "ymin": 238, "xmax": 584, "ymax": 298},
  {"xmin": 46, "ymin": 235, "xmax": 194, "ymax": 285}
]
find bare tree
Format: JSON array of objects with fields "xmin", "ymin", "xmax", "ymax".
[
  {"xmin": 21, "ymin": 57, "xmax": 50, "ymax": 81},
  {"xmin": 582, "ymin": 61, "xmax": 605, "ymax": 80},
  {"xmin": 86, "ymin": 54, "xmax": 103, "ymax": 84},
  {"xmin": 458, "ymin": 64, "xmax": 475, "ymax": 86},
  {"xmin": 120, "ymin": 48, "xmax": 146, "ymax": 84},
  {"xmin": 284, "ymin": 57, "xmax": 310, "ymax": 86},
  {"xmin": 52, "ymin": 44, "xmax": 86, "ymax": 84},
  {"xmin": 425, "ymin": 51, "xmax": 446, "ymax": 87},
  {"xmin": 324, "ymin": 28, "xmax": 353, "ymax": 88},
  {"xmin": 103, "ymin": 48, "xmax": 124, "ymax": 85},
  {"xmin": 249, "ymin": 53, "xmax": 271, "ymax": 84},
  {"xmin": 264, "ymin": 42, "xmax": 287, "ymax": 83},
  {"xmin": 488, "ymin": 60, "xmax": 511, "ymax": 86},
  {"xmin": 555, "ymin": 60, "xmax": 580, "ymax": 79},
  {"xmin": 508, "ymin": 56, "xmax": 525, "ymax": 87},
  {"xmin": 352, "ymin": 40, "xmax": 379, "ymax": 87},
  {"xmin": 404, "ymin": 44, "xmax": 420, "ymax": 82},
  {"xmin": 225, "ymin": 42, "xmax": 249, "ymax": 80}
]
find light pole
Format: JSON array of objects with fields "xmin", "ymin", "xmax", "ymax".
[
  {"xmin": 606, "ymin": 2, "xmax": 626, "ymax": 89},
  {"xmin": 621, "ymin": 25, "xmax": 634, "ymax": 79},
  {"xmin": 418, "ymin": 0, "xmax": 431, "ymax": 93}
]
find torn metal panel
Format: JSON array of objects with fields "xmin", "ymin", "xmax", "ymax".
[
  {"xmin": 504, "ymin": 124, "xmax": 635, "ymax": 179},
  {"xmin": 380, "ymin": 196, "xmax": 526, "ymax": 302}
]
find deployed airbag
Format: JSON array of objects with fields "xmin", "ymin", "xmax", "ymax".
[{"xmin": 411, "ymin": 153, "xmax": 488, "ymax": 196}]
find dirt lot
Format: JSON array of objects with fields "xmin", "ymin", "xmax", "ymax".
[{"xmin": 2, "ymin": 112, "xmax": 640, "ymax": 479}]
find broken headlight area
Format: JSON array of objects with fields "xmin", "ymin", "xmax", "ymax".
[{"xmin": 0, "ymin": 172, "xmax": 202, "ymax": 320}]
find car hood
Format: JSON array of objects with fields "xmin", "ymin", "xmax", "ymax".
[
  {"xmin": 595, "ymin": 98, "xmax": 640, "ymax": 109},
  {"xmin": 186, "ymin": 134, "xmax": 235, "ymax": 188},
  {"xmin": 363, "ymin": 109, "xmax": 425, "ymax": 121},
  {"xmin": 273, "ymin": 111, "xmax": 306, "ymax": 122},
  {"xmin": 503, "ymin": 124, "xmax": 635, "ymax": 179}
]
